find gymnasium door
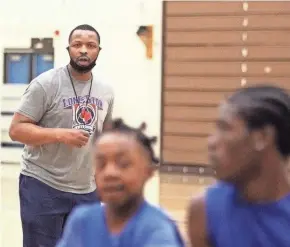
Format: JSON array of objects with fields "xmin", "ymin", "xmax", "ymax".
[
  {"xmin": 33, "ymin": 54, "xmax": 54, "ymax": 78},
  {"xmin": 5, "ymin": 54, "xmax": 31, "ymax": 84},
  {"xmin": 160, "ymin": 0, "xmax": 290, "ymax": 240}
]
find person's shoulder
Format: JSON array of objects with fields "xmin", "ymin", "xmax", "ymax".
[
  {"xmin": 206, "ymin": 181, "xmax": 235, "ymax": 202},
  {"xmin": 202, "ymin": 181, "xmax": 236, "ymax": 227},
  {"xmin": 145, "ymin": 202, "xmax": 176, "ymax": 222},
  {"xmin": 187, "ymin": 182, "xmax": 234, "ymax": 225},
  {"xmin": 32, "ymin": 67, "xmax": 65, "ymax": 90},
  {"xmin": 142, "ymin": 202, "xmax": 180, "ymax": 231},
  {"xmin": 69, "ymin": 202, "xmax": 102, "ymax": 222},
  {"xmin": 34, "ymin": 67, "xmax": 63, "ymax": 83},
  {"xmin": 187, "ymin": 184, "xmax": 228, "ymax": 247},
  {"xmin": 139, "ymin": 202, "xmax": 185, "ymax": 246},
  {"xmin": 189, "ymin": 182, "xmax": 234, "ymax": 210},
  {"xmin": 92, "ymin": 75, "xmax": 114, "ymax": 98}
]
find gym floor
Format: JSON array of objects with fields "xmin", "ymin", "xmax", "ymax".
[{"xmin": 1, "ymin": 164, "xmax": 22, "ymax": 247}]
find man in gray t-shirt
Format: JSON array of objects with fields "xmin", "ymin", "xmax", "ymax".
[{"xmin": 9, "ymin": 24, "xmax": 114, "ymax": 247}]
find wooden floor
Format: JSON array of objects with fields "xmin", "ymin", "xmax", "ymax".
[
  {"xmin": 0, "ymin": 164, "xmax": 215, "ymax": 246},
  {"xmin": 1, "ymin": 164, "xmax": 22, "ymax": 247},
  {"xmin": 159, "ymin": 173, "xmax": 215, "ymax": 242}
]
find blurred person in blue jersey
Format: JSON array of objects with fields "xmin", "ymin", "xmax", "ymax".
[
  {"xmin": 187, "ymin": 85, "xmax": 290, "ymax": 247},
  {"xmin": 57, "ymin": 118, "xmax": 185, "ymax": 247}
]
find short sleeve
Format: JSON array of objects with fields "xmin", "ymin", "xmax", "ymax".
[
  {"xmin": 143, "ymin": 223, "xmax": 185, "ymax": 247},
  {"xmin": 104, "ymin": 95, "xmax": 114, "ymax": 125},
  {"xmin": 56, "ymin": 207, "xmax": 85, "ymax": 247},
  {"xmin": 16, "ymin": 80, "xmax": 48, "ymax": 122}
]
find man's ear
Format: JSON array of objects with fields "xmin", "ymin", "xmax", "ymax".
[
  {"xmin": 253, "ymin": 125, "xmax": 275, "ymax": 151},
  {"xmin": 263, "ymin": 125, "xmax": 276, "ymax": 148},
  {"xmin": 146, "ymin": 165, "xmax": 155, "ymax": 180}
]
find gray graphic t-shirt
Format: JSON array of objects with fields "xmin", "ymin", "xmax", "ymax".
[{"xmin": 16, "ymin": 66, "xmax": 114, "ymax": 193}]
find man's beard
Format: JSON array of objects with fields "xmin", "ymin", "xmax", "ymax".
[{"xmin": 69, "ymin": 58, "xmax": 97, "ymax": 74}]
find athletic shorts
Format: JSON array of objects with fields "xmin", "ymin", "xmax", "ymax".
[{"xmin": 19, "ymin": 174, "xmax": 99, "ymax": 247}]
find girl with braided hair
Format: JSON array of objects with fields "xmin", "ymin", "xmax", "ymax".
[{"xmin": 57, "ymin": 118, "xmax": 185, "ymax": 247}]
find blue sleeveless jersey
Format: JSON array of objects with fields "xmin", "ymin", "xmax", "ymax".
[{"xmin": 205, "ymin": 182, "xmax": 290, "ymax": 247}]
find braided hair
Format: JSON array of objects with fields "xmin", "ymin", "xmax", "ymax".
[
  {"xmin": 228, "ymin": 84, "xmax": 290, "ymax": 158},
  {"xmin": 93, "ymin": 118, "xmax": 159, "ymax": 165}
]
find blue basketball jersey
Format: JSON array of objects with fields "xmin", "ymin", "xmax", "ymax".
[
  {"xmin": 57, "ymin": 200, "xmax": 185, "ymax": 247},
  {"xmin": 205, "ymin": 182, "xmax": 290, "ymax": 247}
]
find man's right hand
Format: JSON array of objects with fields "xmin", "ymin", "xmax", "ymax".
[{"xmin": 55, "ymin": 129, "xmax": 90, "ymax": 148}]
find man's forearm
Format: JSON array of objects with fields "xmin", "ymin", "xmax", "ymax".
[{"xmin": 9, "ymin": 123, "xmax": 60, "ymax": 146}]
